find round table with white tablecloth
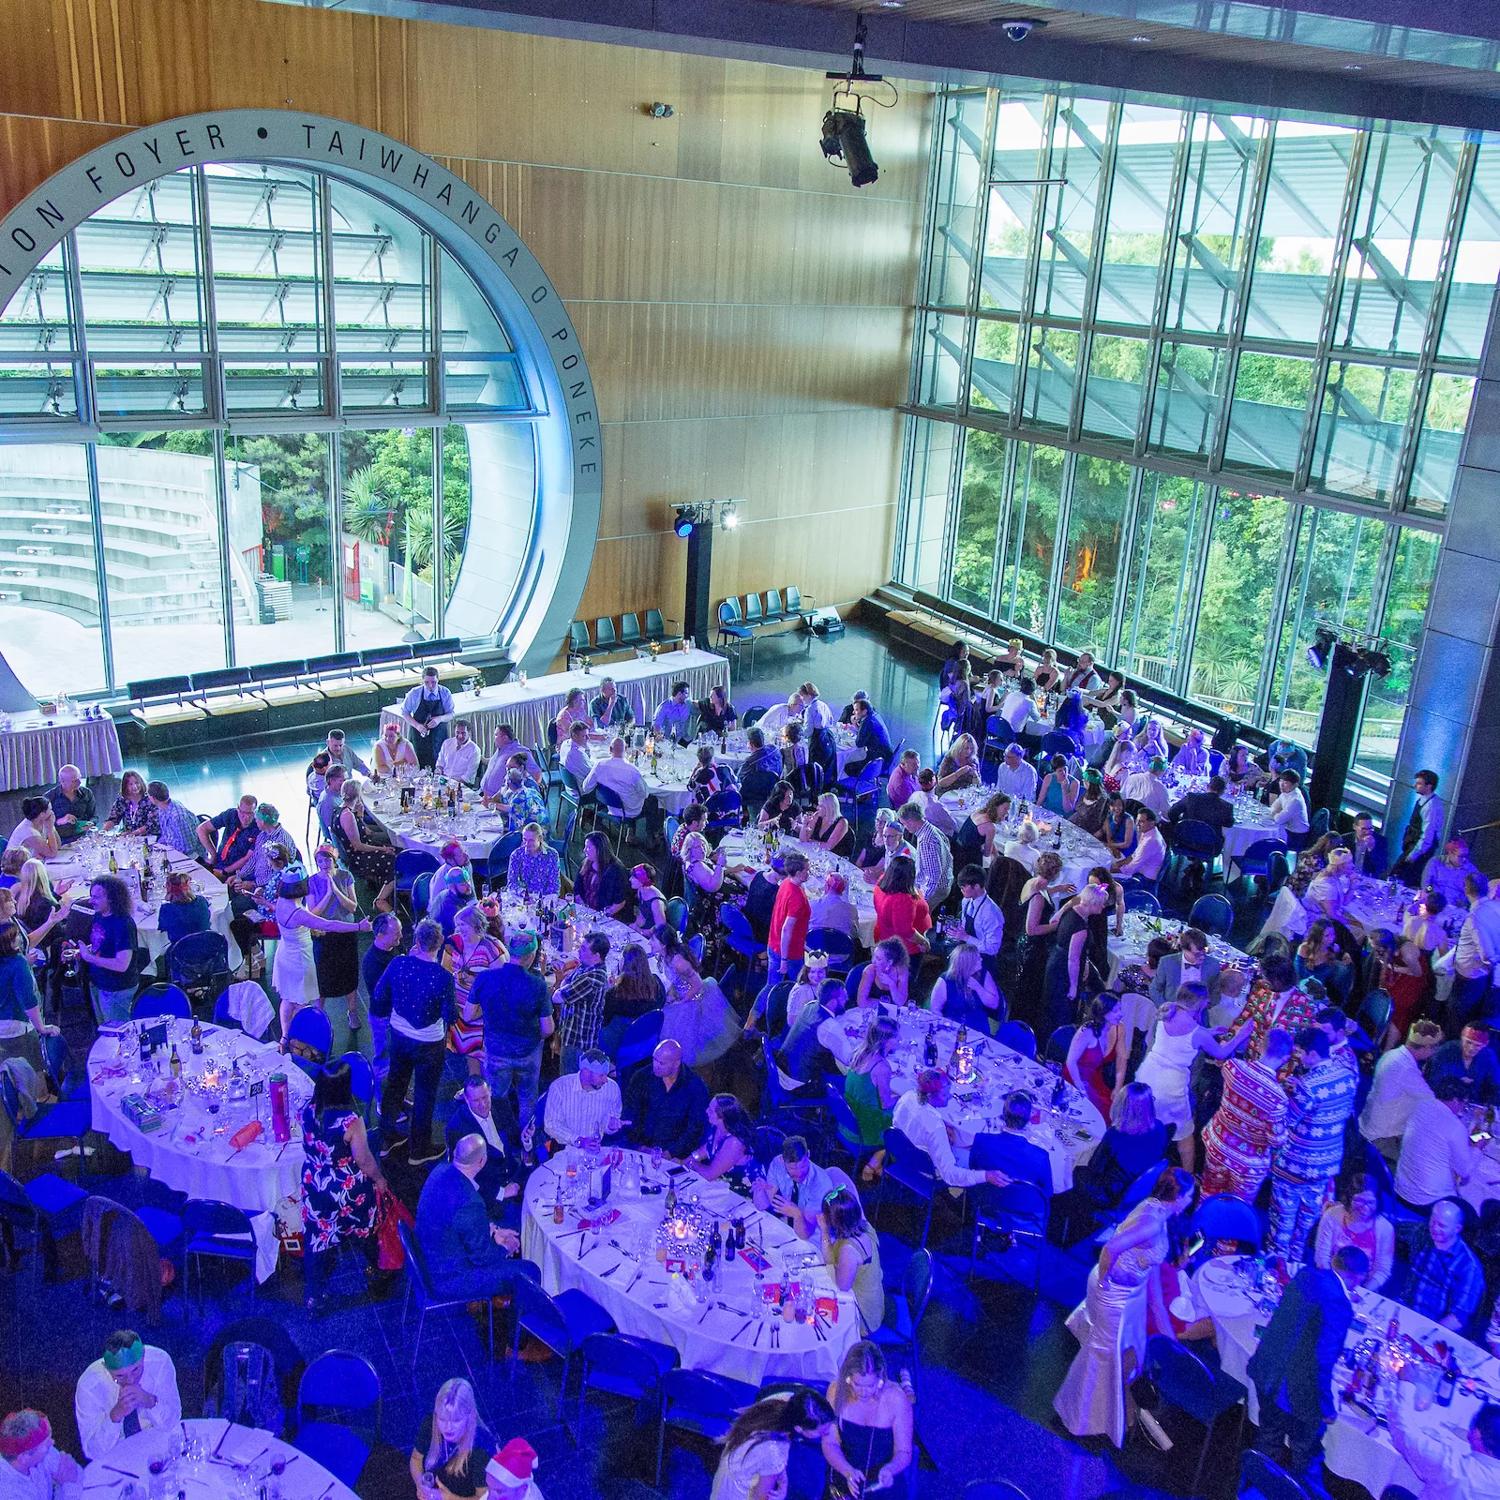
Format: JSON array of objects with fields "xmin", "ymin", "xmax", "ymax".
[
  {"xmin": 937, "ymin": 788, "xmax": 1114, "ymax": 895},
  {"xmin": 716, "ymin": 722, "xmax": 859, "ymax": 781},
  {"xmin": 521, "ymin": 1148, "xmax": 859, "ymax": 1384},
  {"xmin": 89, "ymin": 1019, "xmax": 312, "ymax": 1262},
  {"xmin": 1258, "ymin": 872, "xmax": 1468, "ymax": 947},
  {"xmin": 1105, "ymin": 911, "xmax": 1257, "ymax": 988},
  {"xmin": 1460, "ymin": 1108, "xmax": 1500, "ymax": 1212},
  {"xmin": 818, "ymin": 1006, "xmax": 1103, "ymax": 1193},
  {"xmin": 717, "ymin": 830, "xmax": 876, "ymax": 944},
  {"xmin": 1160, "ymin": 774, "xmax": 1281, "ymax": 869},
  {"xmin": 83, "ymin": 1418, "xmax": 357, "ymax": 1500},
  {"xmin": 0, "ymin": 707, "xmax": 122, "ymax": 793},
  {"xmin": 1195, "ymin": 1255, "xmax": 1500, "ymax": 1498},
  {"xmin": 362, "ymin": 781, "xmax": 511, "ymax": 863},
  {"xmin": 47, "ymin": 832, "xmax": 242, "ymax": 968}
]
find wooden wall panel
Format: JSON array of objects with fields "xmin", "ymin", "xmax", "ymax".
[{"xmin": 0, "ymin": 0, "xmax": 928, "ymax": 645}]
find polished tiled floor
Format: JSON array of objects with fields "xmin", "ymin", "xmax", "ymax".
[{"xmin": 0, "ymin": 625, "xmax": 1225, "ymax": 1498}]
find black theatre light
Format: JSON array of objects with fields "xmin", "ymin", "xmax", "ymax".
[
  {"xmin": 1306, "ymin": 625, "xmax": 1336, "ymax": 672},
  {"xmin": 674, "ymin": 511, "xmax": 695, "ymax": 539},
  {"xmin": 820, "ymin": 108, "xmax": 879, "ymax": 187}
]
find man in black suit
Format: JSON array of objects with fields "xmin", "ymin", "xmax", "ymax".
[
  {"xmin": 1248, "ymin": 1247, "xmax": 1369, "ymax": 1476},
  {"xmin": 1165, "ymin": 774, "xmax": 1234, "ymax": 839},
  {"xmin": 444, "ymin": 1075, "xmax": 523, "ymax": 1221},
  {"xmin": 969, "ymin": 1092, "xmax": 1053, "ymax": 1200},
  {"xmin": 1348, "ymin": 811, "xmax": 1389, "ymax": 878}
]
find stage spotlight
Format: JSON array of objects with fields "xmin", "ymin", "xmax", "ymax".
[
  {"xmin": 721, "ymin": 502, "xmax": 739, "ymax": 531},
  {"xmin": 1306, "ymin": 625, "xmax": 1336, "ymax": 672},
  {"xmin": 673, "ymin": 506, "xmax": 697, "ymax": 539},
  {"xmin": 821, "ymin": 108, "xmax": 879, "ymax": 187},
  {"xmin": 1366, "ymin": 650, "xmax": 1391, "ymax": 679}
]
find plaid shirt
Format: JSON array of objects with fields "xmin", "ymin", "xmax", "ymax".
[
  {"xmin": 152, "ymin": 798, "xmax": 199, "ymax": 856},
  {"xmin": 1273, "ymin": 1058, "xmax": 1357, "ymax": 1183},
  {"xmin": 1406, "ymin": 1229, "xmax": 1485, "ymax": 1328},
  {"xmin": 555, "ymin": 963, "xmax": 609, "ymax": 1051}
]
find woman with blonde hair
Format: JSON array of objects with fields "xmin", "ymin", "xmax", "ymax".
[
  {"xmin": 822, "ymin": 1339, "xmax": 913, "ymax": 1497},
  {"xmin": 307, "ymin": 843, "xmax": 363, "ymax": 1034},
  {"xmin": 409, "ymin": 1376, "xmax": 496, "ymax": 1498},
  {"xmin": 444, "ymin": 902, "xmax": 502, "ymax": 1078},
  {"xmin": 819, "ymin": 1190, "xmax": 886, "ymax": 1335},
  {"xmin": 935, "ymin": 733, "xmax": 980, "ymax": 792},
  {"xmin": 800, "ymin": 792, "xmax": 852, "ymax": 857},
  {"xmin": 11, "ymin": 858, "xmax": 66, "ymax": 945},
  {"xmin": 929, "ymin": 942, "xmax": 1002, "ymax": 1032},
  {"xmin": 1034, "ymin": 648, "xmax": 1062, "ymax": 695}
]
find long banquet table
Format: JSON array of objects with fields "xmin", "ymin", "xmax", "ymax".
[
  {"xmin": 379, "ymin": 648, "xmax": 730, "ymax": 752},
  {"xmin": 521, "ymin": 1147, "xmax": 860, "ymax": 1384},
  {"xmin": 1195, "ymin": 1254, "xmax": 1500, "ymax": 1497},
  {"xmin": 0, "ymin": 706, "xmax": 122, "ymax": 792}
]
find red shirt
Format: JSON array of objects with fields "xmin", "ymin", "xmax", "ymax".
[
  {"xmin": 873, "ymin": 888, "xmax": 933, "ymax": 955},
  {"xmin": 769, "ymin": 879, "xmax": 812, "ymax": 960}
]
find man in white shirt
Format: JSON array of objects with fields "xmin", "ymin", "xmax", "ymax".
[
  {"xmin": 1360, "ymin": 1019, "xmax": 1442, "ymax": 1157},
  {"xmin": 1121, "ymin": 758, "xmax": 1172, "ymax": 817},
  {"xmin": 949, "ymin": 865, "xmax": 1004, "ymax": 977},
  {"xmin": 799, "ymin": 683, "xmax": 834, "ymax": 731},
  {"xmin": 992, "ymin": 744, "xmax": 1038, "ymax": 802},
  {"xmin": 1395, "ymin": 1078, "xmax": 1478, "ymax": 1209},
  {"xmin": 581, "ymin": 737, "xmax": 650, "ymax": 819},
  {"xmin": 1170, "ymin": 728, "xmax": 1211, "ymax": 777},
  {"xmin": 913, "ymin": 769, "xmax": 958, "ymax": 837},
  {"xmin": 1389, "ymin": 1366, "xmax": 1500, "ymax": 1500},
  {"xmin": 561, "ymin": 722, "xmax": 594, "ymax": 785},
  {"xmin": 892, "ymin": 1070, "xmax": 1011, "ymax": 1190},
  {"xmin": 1394, "ymin": 768, "xmax": 1448, "ymax": 886},
  {"xmin": 1113, "ymin": 809, "xmax": 1167, "ymax": 883},
  {"xmin": 435, "ymin": 718, "xmax": 480, "ymax": 785},
  {"xmin": 1269, "ymin": 770, "xmax": 1310, "ymax": 837},
  {"xmin": 543, "ymin": 1049, "xmax": 623, "ymax": 1147},
  {"xmin": 999, "ymin": 679, "xmax": 1043, "ymax": 739},
  {"xmin": 1451, "ymin": 878, "xmax": 1500, "ymax": 1028},
  {"xmin": 74, "ymin": 1332, "xmax": 182, "ymax": 1459},
  {"xmin": 758, "ymin": 693, "xmax": 803, "ymax": 738},
  {"xmin": 1062, "ymin": 652, "xmax": 1101, "ymax": 697}
]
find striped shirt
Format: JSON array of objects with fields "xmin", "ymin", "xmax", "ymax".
[
  {"xmin": 1273, "ymin": 1058, "xmax": 1357, "ymax": 1183},
  {"xmin": 1203, "ymin": 1056, "xmax": 1288, "ymax": 1168},
  {"xmin": 543, "ymin": 1071, "xmax": 622, "ymax": 1146}
]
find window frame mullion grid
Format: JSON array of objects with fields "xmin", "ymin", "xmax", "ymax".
[
  {"xmin": 81, "ymin": 439, "xmax": 115, "ymax": 694},
  {"xmin": 1104, "ymin": 461, "xmax": 1145, "ymax": 666},
  {"xmin": 1293, "ymin": 131, "xmax": 1369, "ymax": 497},
  {"xmin": 1011, "ymin": 93, "xmax": 1059, "ymax": 435},
  {"xmin": 986, "ymin": 435, "xmax": 1017, "ymax": 623},
  {"xmin": 1067, "ymin": 100, "xmax": 1121, "ymax": 446},
  {"xmin": 1209, "ymin": 123, "xmax": 1277, "ymax": 475},
  {"xmin": 1134, "ymin": 108, "xmax": 1195, "ymax": 461},
  {"xmin": 937, "ymin": 423, "xmax": 969, "ymax": 605},
  {"xmin": 1174, "ymin": 481, "xmax": 1218, "ymax": 700},
  {"xmin": 1252, "ymin": 496, "xmax": 1303, "ymax": 727},
  {"xmin": 956, "ymin": 88, "xmax": 1000, "ymax": 421},
  {"xmin": 1042, "ymin": 447, "xmax": 1076, "ymax": 640},
  {"xmin": 1391, "ymin": 139, "xmax": 1477, "ymax": 517}
]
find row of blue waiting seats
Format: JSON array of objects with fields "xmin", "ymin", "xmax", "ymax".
[{"xmin": 568, "ymin": 610, "xmax": 672, "ymax": 658}]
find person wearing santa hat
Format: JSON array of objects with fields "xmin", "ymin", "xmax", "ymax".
[
  {"xmin": 0, "ymin": 1410, "xmax": 80, "ymax": 1500},
  {"xmin": 484, "ymin": 1438, "xmax": 543, "ymax": 1499}
]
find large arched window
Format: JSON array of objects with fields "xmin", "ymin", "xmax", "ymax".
[{"xmin": 0, "ymin": 131, "xmax": 589, "ymax": 693}]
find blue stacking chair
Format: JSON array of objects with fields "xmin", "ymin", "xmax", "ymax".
[
  {"xmin": 617, "ymin": 613, "xmax": 643, "ymax": 649},
  {"xmin": 293, "ymin": 1349, "xmax": 382, "ymax": 1488},
  {"xmin": 579, "ymin": 1331, "xmax": 678, "ymax": 1436},
  {"xmin": 761, "ymin": 1036, "xmax": 825, "ymax": 1124},
  {"xmin": 715, "ymin": 600, "xmax": 756, "ymax": 667},
  {"xmin": 1171, "ymin": 817, "xmax": 1224, "ymax": 883},
  {"xmin": 613, "ymin": 1011, "xmax": 664, "ymax": 1077},
  {"xmin": 870, "ymin": 1248, "xmax": 934, "ymax": 1398},
  {"xmin": 1044, "ymin": 1024, "xmax": 1076, "ymax": 1065},
  {"xmin": 132, "ymin": 983, "xmax": 192, "ymax": 1020},
  {"xmin": 183, "ymin": 1198, "xmax": 260, "ymax": 1309},
  {"xmin": 337, "ymin": 1050, "xmax": 376, "ymax": 1125},
  {"xmin": 824, "ymin": 1081, "xmax": 867, "ymax": 1164},
  {"xmin": 880, "ymin": 1128, "xmax": 940, "ymax": 1247},
  {"xmin": 510, "ymin": 1275, "xmax": 615, "ymax": 1417},
  {"xmin": 1123, "ymin": 888, "xmax": 1161, "ymax": 915},
  {"xmin": 1239, "ymin": 1449, "xmax": 1317, "ymax": 1500},
  {"xmin": 1187, "ymin": 893, "xmax": 1234, "ymax": 937},
  {"xmin": 1234, "ymin": 838, "xmax": 1289, "ymax": 907},
  {"xmin": 704, "ymin": 787, "xmax": 743, "ymax": 836},
  {"xmin": 994, "ymin": 1019, "xmax": 1036, "ymax": 1059},
  {"xmin": 836, "ymin": 757, "xmax": 884, "ymax": 819},
  {"xmin": 394, "ymin": 848, "xmax": 439, "ymax": 902},
  {"xmin": 0, "ymin": 1166, "xmax": 86, "ymax": 1284},
  {"xmin": 592, "ymin": 783, "xmax": 635, "ymax": 852},
  {"xmin": 1190, "ymin": 1194, "xmax": 1263, "ymax": 1255},
  {"xmin": 37, "ymin": 1031, "xmax": 85, "ymax": 1102},
  {"xmin": 805, "ymin": 928, "xmax": 853, "ymax": 976},
  {"xmin": 655, "ymin": 1369, "xmax": 760, "ymax": 1486},
  {"xmin": 719, "ymin": 905, "xmax": 765, "ymax": 976},
  {"xmin": 285, "ymin": 1007, "xmax": 333, "ymax": 1068},
  {"xmin": 167, "ymin": 931, "xmax": 231, "ymax": 999},
  {"xmin": 0, "ymin": 1072, "xmax": 91, "ymax": 1177},
  {"xmin": 1143, "ymin": 1335, "xmax": 1247, "ymax": 1496},
  {"xmin": 969, "ymin": 1180, "xmax": 1049, "ymax": 1291},
  {"xmin": 397, "ymin": 1220, "xmax": 493, "ymax": 1363}
]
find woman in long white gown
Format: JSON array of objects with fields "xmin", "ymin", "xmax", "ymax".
[{"xmin": 1053, "ymin": 1166, "xmax": 1198, "ymax": 1447}]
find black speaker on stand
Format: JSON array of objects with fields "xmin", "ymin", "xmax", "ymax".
[{"xmin": 683, "ymin": 519, "xmax": 714, "ymax": 650}]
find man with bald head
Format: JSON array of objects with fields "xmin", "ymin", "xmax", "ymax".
[
  {"xmin": 414, "ymin": 1133, "xmax": 520, "ymax": 1301},
  {"xmin": 44, "ymin": 764, "xmax": 95, "ymax": 843},
  {"xmin": 1406, "ymin": 1200, "xmax": 1485, "ymax": 1333},
  {"xmin": 622, "ymin": 1039, "xmax": 709, "ymax": 1158}
]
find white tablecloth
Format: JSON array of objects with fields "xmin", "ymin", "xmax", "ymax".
[
  {"xmin": 84, "ymin": 1419, "xmax": 357, "ymax": 1500},
  {"xmin": 48, "ymin": 834, "xmax": 242, "ymax": 968},
  {"xmin": 1197, "ymin": 1256, "xmax": 1499, "ymax": 1497},
  {"xmin": 89, "ymin": 1019, "xmax": 313, "ymax": 1221},
  {"xmin": 0, "ymin": 709, "xmax": 122, "ymax": 792},
  {"xmin": 380, "ymin": 649, "xmax": 731, "ymax": 753},
  {"xmin": 521, "ymin": 1149, "xmax": 858, "ymax": 1385},
  {"xmin": 1259, "ymin": 873, "xmax": 1467, "ymax": 947},
  {"xmin": 719, "ymin": 831, "xmax": 876, "ymax": 945},
  {"xmin": 819, "ymin": 1007, "xmax": 1103, "ymax": 1192},
  {"xmin": 1161, "ymin": 775, "xmax": 1281, "ymax": 868},
  {"xmin": 1105, "ymin": 912, "xmax": 1256, "ymax": 987},
  {"xmin": 365, "ymin": 785, "xmax": 511, "ymax": 863},
  {"xmin": 938, "ymin": 787, "xmax": 1114, "ymax": 896}
]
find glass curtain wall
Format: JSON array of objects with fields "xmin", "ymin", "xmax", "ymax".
[
  {"xmin": 896, "ymin": 86, "xmax": 1500, "ymax": 780},
  {"xmin": 0, "ymin": 164, "xmax": 536, "ymax": 697}
]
